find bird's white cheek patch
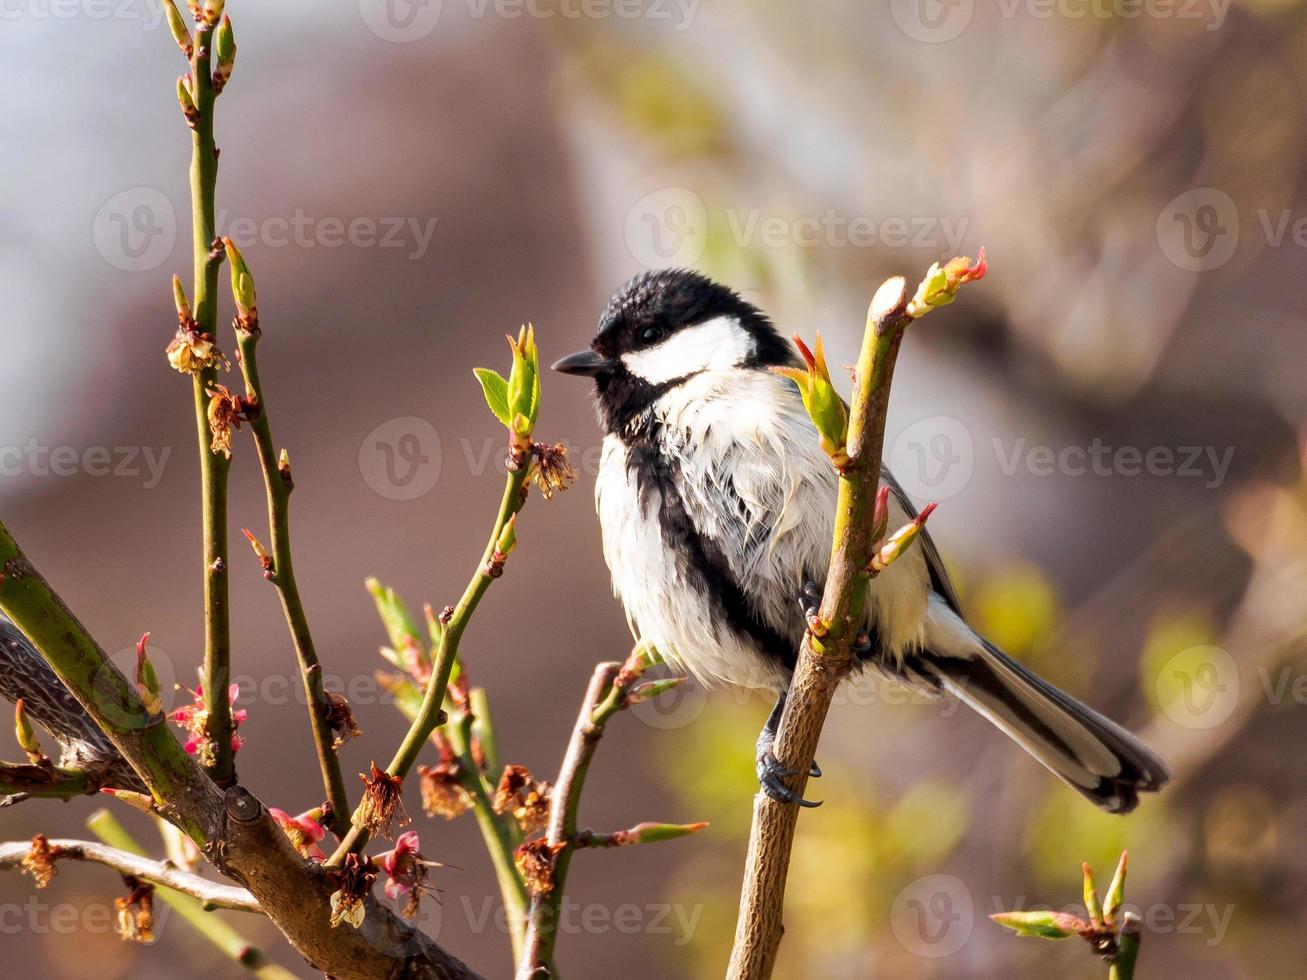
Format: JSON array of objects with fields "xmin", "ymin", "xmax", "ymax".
[{"xmin": 621, "ymin": 316, "xmax": 755, "ymax": 385}]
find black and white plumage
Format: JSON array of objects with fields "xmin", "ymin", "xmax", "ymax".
[{"xmin": 554, "ymin": 268, "xmax": 1171, "ymax": 814}]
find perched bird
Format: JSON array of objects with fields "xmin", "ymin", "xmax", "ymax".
[{"xmin": 553, "ymin": 269, "xmax": 1171, "ymax": 813}]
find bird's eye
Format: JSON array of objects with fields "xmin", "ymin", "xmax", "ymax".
[{"xmin": 639, "ymin": 325, "xmax": 665, "ymax": 345}]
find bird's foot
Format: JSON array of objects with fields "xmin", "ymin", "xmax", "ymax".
[
  {"xmin": 796, "ymin": 580, "xmax": 823, "ymax": 623},
  {"xmin": 755, "ymin": 750, "xmax": 822, "ymax": 808},
  {"xmin": 851, "ymin": 631, "xmax": 874, "ymax": 657}
]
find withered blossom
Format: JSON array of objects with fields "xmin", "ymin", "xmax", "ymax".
[
  {"xmin": 378, "ymin": 831, "xmax": 445, "ymax": 918},
  {"xmin": 166, "ymin": 323, "xmax": 230, "ymax": 376},
  {"xmin": 269, "ymin": 806, "xmax": 328, "ymax": 861},
  {"xmin": 417, "ymin": 735, "xmax": 472, "ymax": 820},
  {"xmin": 324, "ymin": 691, "xmax": 362, "ymax": 750},
  {"xmin": 114, "ymin": 881, "xmax": 155, "ymax": 943},
  {"xmin": 492, "ymin": 764, "xmax": 552, "ymax": 837},
  {"xmin": 328, "ymin": 853, "xmax": 376, "ymax": 930},
  {"xmin": 355, "ymin": 763, "xmax": 410, "ymax": 841},
  {"xmin": 529, "ymin": 442, "xmax": 576, "ymax": 500},
  {"xmin": 515, "ymin": 838, "xmax": 564, "ymax": 896},
  {"xmin": 21, "ymin": 834, "xmax": 59, "ymax": 889},
  {"xmin": 206, "ymin": 384, "xmax": 255, "ymax": 459}
]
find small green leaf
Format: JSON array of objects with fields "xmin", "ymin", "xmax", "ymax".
[
  {"xmin": 990, "ymin": 910, "xmax": 1085, "ymax": 940},
  {"xmin": 473, "ymin": 368, "xmax": 511, "ymax": 425}
]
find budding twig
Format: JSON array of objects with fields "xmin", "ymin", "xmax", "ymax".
[
  {"xmin": 728, "ymin": 256, "xmax": 985, "ymax": 980},
  {"xmin": 227, "ymin": 239, "xmax": 351, "ymax": 834}
]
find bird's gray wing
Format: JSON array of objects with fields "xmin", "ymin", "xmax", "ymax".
[{"xmin": 880, "ymin": 466, "xmax": 964, "ymax": 618}]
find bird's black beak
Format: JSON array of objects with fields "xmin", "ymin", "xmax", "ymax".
[{"xmin": 551, "ymin": 349, "xmax": 616, "ymax": 377}]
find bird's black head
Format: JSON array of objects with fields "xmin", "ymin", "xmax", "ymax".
[{"xmin": 552, "ymin": 269, "xmax": 794, "ymax": 433}]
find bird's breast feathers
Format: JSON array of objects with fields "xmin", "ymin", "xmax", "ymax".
[{"xmin": 594, "ymin": 370, "xmax": 931, "ymax": 688}]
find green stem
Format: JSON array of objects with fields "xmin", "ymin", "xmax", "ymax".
[
  {"xmin": 449, "ymin": 706, "xmax": 527, "ymax": 963},
  {"xmin": 519, "ymin": 657, "xmax": 642, "ymax": 976},
  {"xmin": 87, "ymin": 810, "xmax": 296, "ymax": 979},
  {"xmin": 1109, "ymin": 913, "xmax": 1141, "ymax": 980},
  {"xmin": 470, "ymin": 686, "xmax": 503, "ymax": 777},
  {"xmin": 235, "ymin": 327, "xmax": 351, "ymax": 833},
  {"xmin": 0, "ymin": 519, "xmax": 215, "ymax": 842},
  {"xmin": 189, "ymin": 21, "xmax": 234, "ymax": 785},
  {"xmin": 327, "ymin": 462, "xmax": 531, "ymax": 864},
  {"xmin": 0, "ymin": 762, "xmax": 90, "ymax": 799}
]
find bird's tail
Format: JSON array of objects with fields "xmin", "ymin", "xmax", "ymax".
[{"xmin": 916, "ymin": 609, "xmax": 1172, "ymax": 814}]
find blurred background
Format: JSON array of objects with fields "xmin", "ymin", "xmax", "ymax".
[{"xmin": 2, "ymin": 0, "xmax": 1306, "ymax": 976}]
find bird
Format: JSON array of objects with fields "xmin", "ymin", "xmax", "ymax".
[{"xmin": 552, "ymin": 268, "xmax": 1172, "ymax": 813}]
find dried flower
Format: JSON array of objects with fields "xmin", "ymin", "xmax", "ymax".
[
  {"xmin": 166, "ymin": 322, "xmax": 229, "ymax": 375},
  {"xmin": 114, "ymin": 881, "xmax": 155, "ymax": 943},
  {"xmin": 269, "ymin": 807, "xmax": 328, "ymax": 861},
  {"xmin": 417, "ymin": 736, "xmax": 472, "ymax": 820},
  {"xmin": 21, "ymin": 835, "xmax": 59, "ymax": 889},
  {"xmin": 355, "ymin": 763, "xmax": 410, "ymax": 841},
  {"xmin": 206, "ymin": 383, "xmax": 255, "ymax": 458},
  {"xmin": 328, "ymin": 853, "xmax": 375, "ymax": 929},
  {"xmin": 378, "ymin": 831, "xmax": 445, "ymax": 918},
  {"xmin": 515, "ymin": 838, "xmax": 564, "ymax": 896},
  {"xmin": 324, "ymin": 691, "xmax": 362, "ymax": 750},
  {"xmin": 492, "ymin": 764, "xmax": 551, "ymax": 837},
  {"xmin": 169, "ymin": 680, "xmax": 247, "ymax": 765},
  {"xmin": 529, "ymin": 443, "xmax": 576, "ymax": 500}
]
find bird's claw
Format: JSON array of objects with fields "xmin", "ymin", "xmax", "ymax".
[
  {"xmin": 851, "ymin": 631, "xmax": 873, "ymax": 657},
  {"xmin": 756, "ymin": 751, "xmax": 822, "ymax": 808},
  {"xmin": 796, "ymin": 580, "xmax": 823, "ymax": 622}
]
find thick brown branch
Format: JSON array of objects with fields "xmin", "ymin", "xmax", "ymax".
[
  {"xmin": 726, "ymin": 278, "xmax": 914, "ymax": 979},
  {"xmin": 0, "ymin": 837, "xmax": 260, "ymax": 911}
]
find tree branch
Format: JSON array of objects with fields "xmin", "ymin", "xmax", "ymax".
[
  {"xmin": 187, "ymin": 16, "xmax": 235, "ymax": 785},
  {"xmin": 329, "ymin": 460, "xmax": 532, "ymax": 864},
  {"xmin": 0, "ymin": 836, "xmax": 260, "ymax": 911},
  {"xmin": 725, "ymin": 277, "xmax": 915, "ymax": 979},
  {"xmin": 233, "ymin": 288, "xmax": 351, "ymax": 832},
  {"xmin": 0, "ymin": 761, "xmax": 91, "ymax": 800}
]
